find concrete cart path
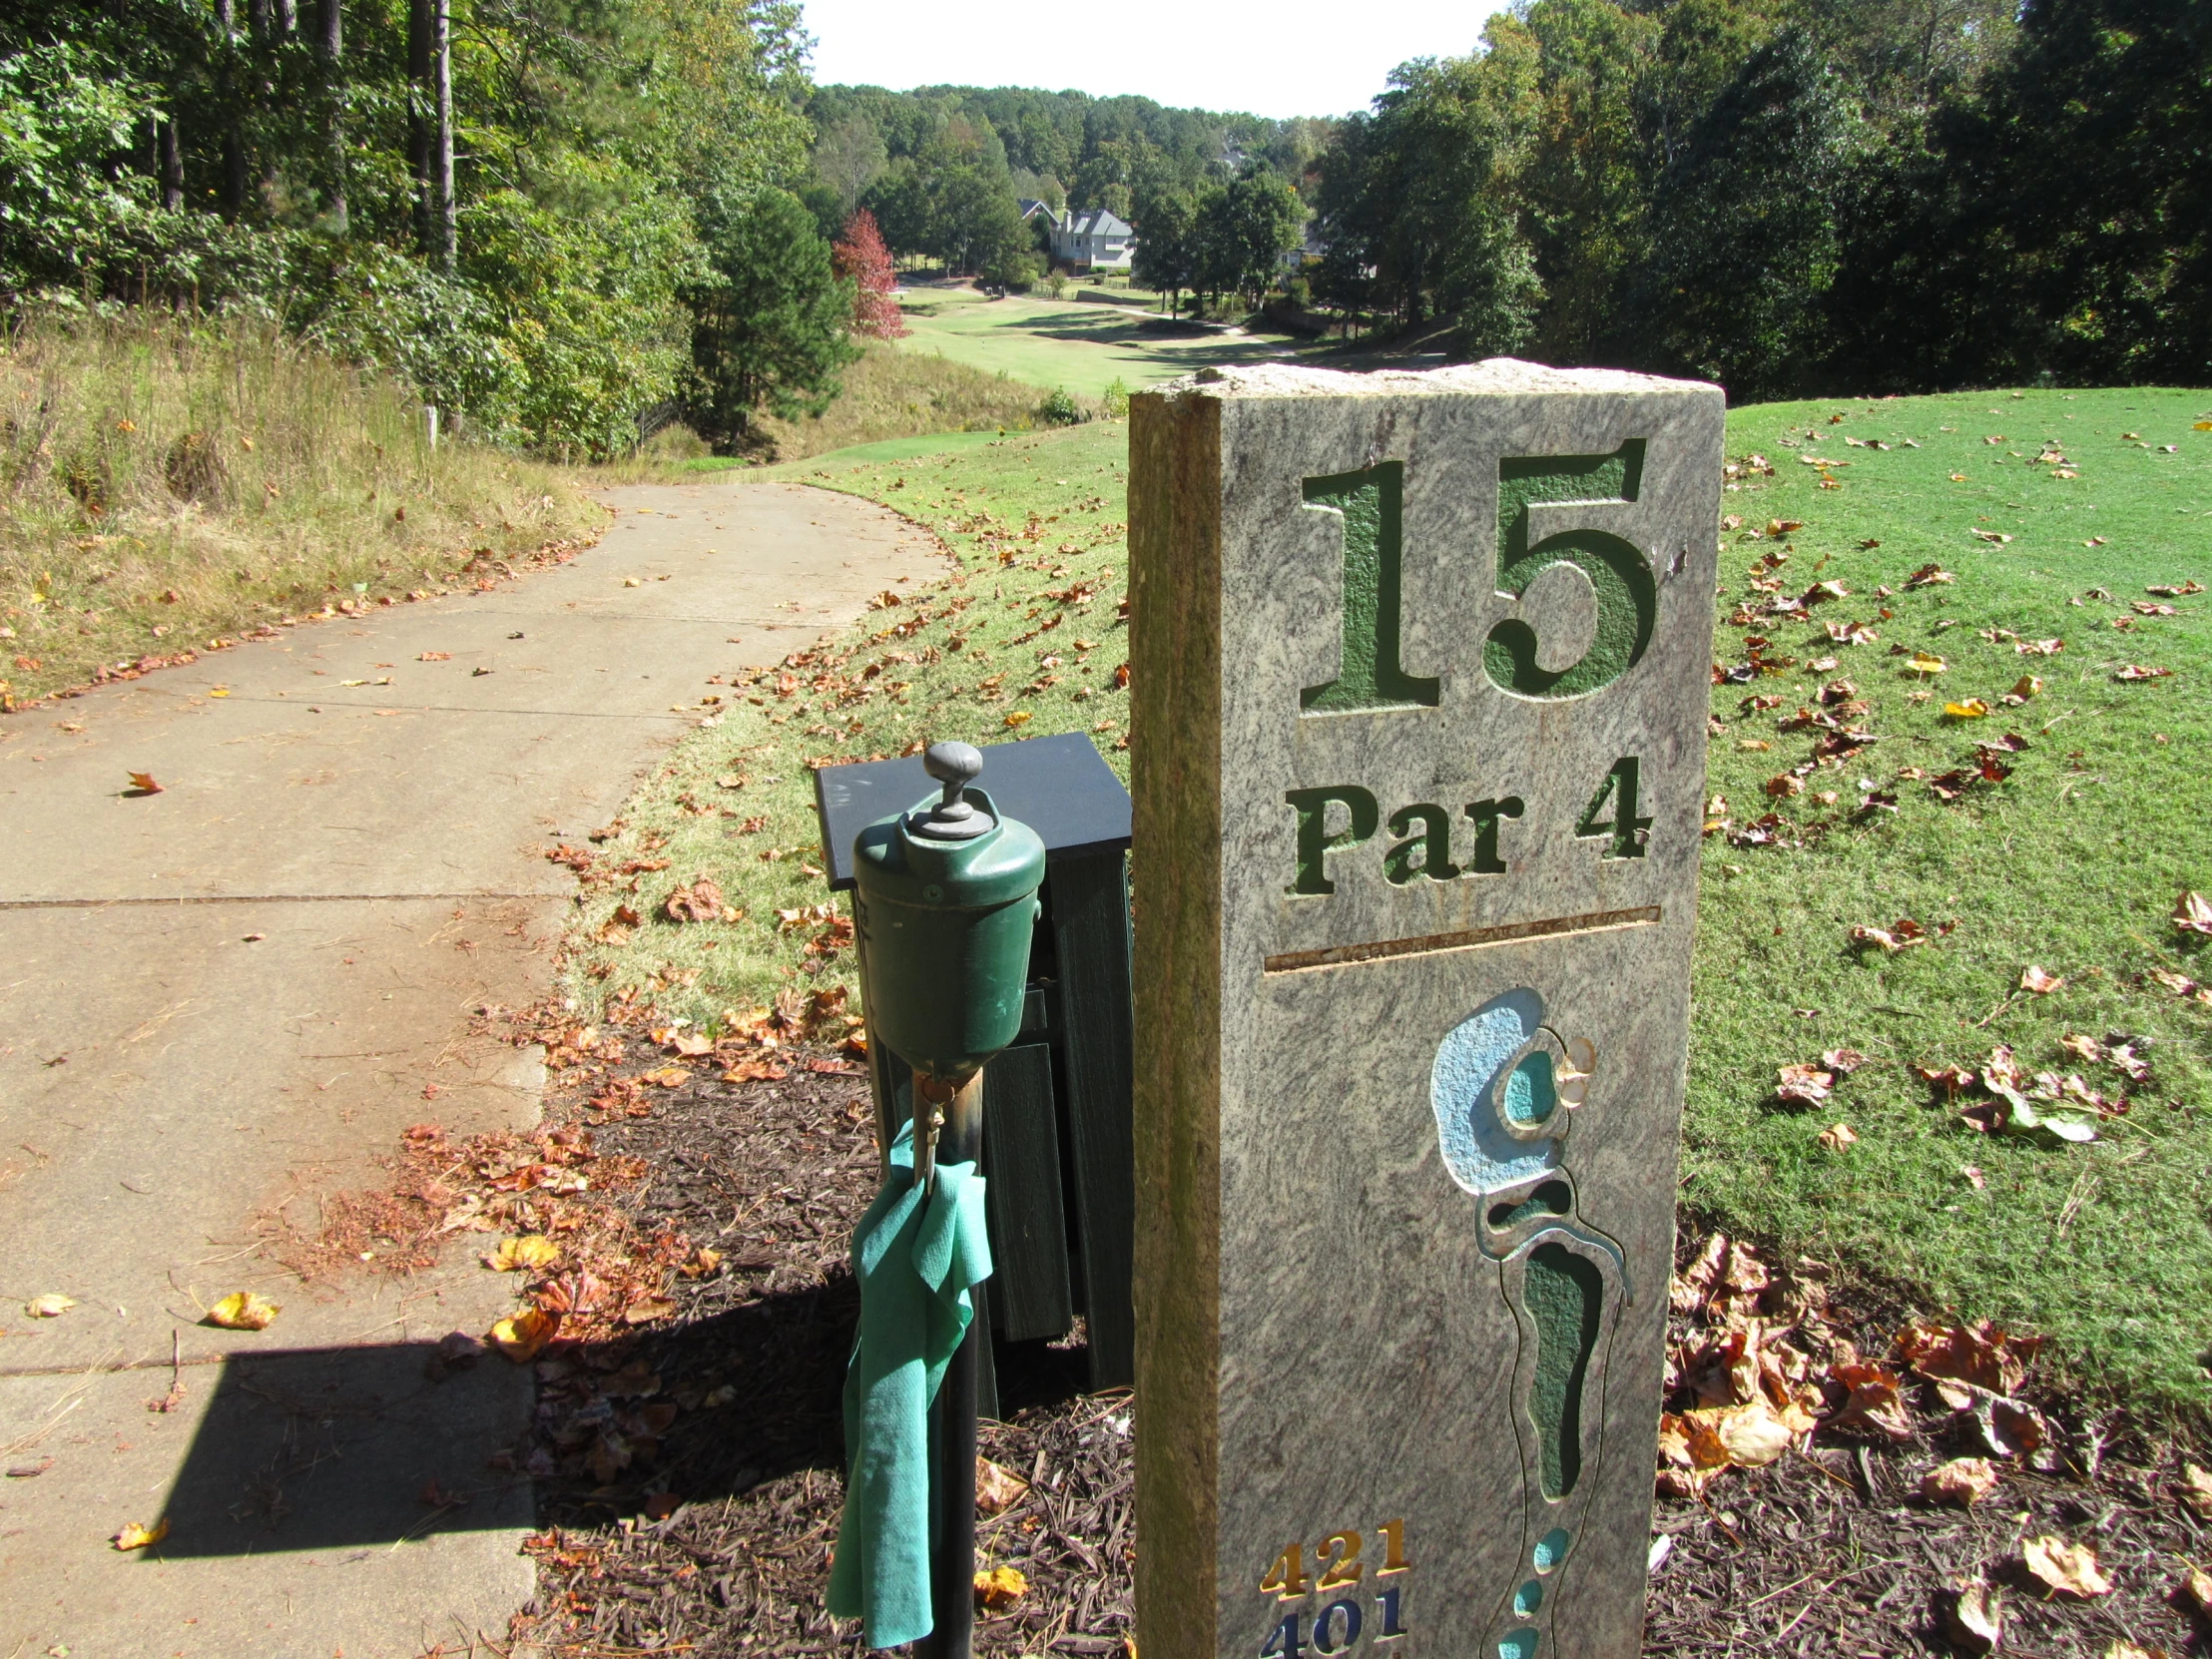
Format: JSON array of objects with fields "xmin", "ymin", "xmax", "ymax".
[{"xmin": 0, "ymin": 480, "xmax": 941, "ymax": 1658}]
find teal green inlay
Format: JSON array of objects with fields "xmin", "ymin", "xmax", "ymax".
[
  {"xmin": 1532, "ymin": 1528, "xmax": 1570, "ymax": 1572},
  {"xmin": 1502, "ymin": 1054, "xmax": 1556, "ymax": 1124},
  {"xmin": 1498, "ymin": 1627, "xmax": 1541, "ymax": 1659},
  {"xmin": 1512, "ymin": 1580, "xmax": 1544, "ymax": 1618},
  {"xmin": 1488, "ymin": 1180, "xmax": 1573, "ymax": 1231},
  {"xmin": 1485, "ymin": 440, "xmax": 1654, "ymax": 700},
  {"xmin": 1574, "ymin": 755, "xmax": 1653, "ymax": 860},
  {"xmin": 1383, "ymin": 803, "xmax": 1459, "ymax": 885},
  {"xmin": 1525, "ymin": 1245, "xmax": 1604, "ymax": 1498},
  {"xmin": 1301, "ymin": 463, "xmax": 1440, "ymax": 714},
  {"xmin": 1284, "ymin": 786, "xmax": 1380, "ymax": 896}
]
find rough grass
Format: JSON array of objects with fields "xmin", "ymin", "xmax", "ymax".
[
  {"xmin": 0, "ymin": 310, "xmax": 605, "ymax": 705},
  {"xmin": 567, "ymin": 386, "xmax": 2212, "ymax": 1417},
  {"xmin": 752, "ymin": 340, "xmax": 1079, "ymax": 463}
]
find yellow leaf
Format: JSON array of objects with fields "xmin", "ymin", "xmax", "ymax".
[
  {"xmin": 2020, "ymin": 1533, "xmax": 2110, "ymax": 1597},
  {"xmin": 489, "ymin": 1307, "xmax": 561, "ymax": 1362},
  {"xmin": 1910, "ymin": 653, "xmax": 1945, "ymax": 674},
  {"xmin": 974, "ymin": 1565, "xmax": 1028, "ymax": 1609},
  {"xmin": 1003, "ymin": 710, "xmax": 1032, "ymax": 728},
  {"xmin": 113, "ymin": 1517, "xmax": 171, "ymax": 1550},
  {"xmin": 1818, "ymin": 1122, "xmax": 1859, "ymax": 1152},
  {"xmin": 205, "ymin": 1291, "xmax": 279, "ymax": 1330},
  {"xmin": 485, "ymin": 1235, "xmax": 559, "ymax": 1273},
  {"xmin": 2193, "ymin": 421, "xmax": 2212, "ymax": 431},
  {"xmin": 1943, "ymin": 699, "xmax": 1989, "ymax": 719},
  {"xmin": 2000, "ymin": 675, "xmax": 2043, "ymax": 705},
  {"xmin": 2185, "ymin": 1565, "xmax": 2212, "ymax": 1615},
  {"xmin": 25, "ymin": 1292, "xmax": 75, "ymax": 1318}
]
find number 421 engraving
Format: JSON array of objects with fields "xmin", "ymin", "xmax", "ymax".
[{"xmin": 1259, "ymin": 1519, "xmax": 1409, "ymax": 1657}]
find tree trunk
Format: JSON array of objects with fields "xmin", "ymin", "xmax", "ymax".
[
  {"xmin": 408, "ymin": 0, "xmax": 433, "ymax": 254},
  {"xmin": 159, "ymin": 117, "xmax": 184, "ymax": 212},
  {"xmin": 319, "ymin": 0, "xmax": 346, "ymax": 234},
  {"xmin": 433, "ymin": 0, "xmax": 455, "ymax": 271},
  {"xmin": 217, "ymin": 0, "xmax": 247, "ymax": 219},
  {"xmin": 250, "ymin": 0, "xmax": 276, "ymax": 210}
]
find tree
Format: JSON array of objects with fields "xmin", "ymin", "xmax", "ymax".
[
  {"xmin": 833, "ymin": 209, "xmax": 905, "ymax": 338},
  {"xmin": 1131, "ymin": 185, "xmax": 1197, "ymax": 314},
  {"xmin": 1194, "ymin": 170, "xmax": 1304, "ymax": 310},
  {"xmin": 688, "ymin": 187, "xmax": 859, "ymax": 445}
]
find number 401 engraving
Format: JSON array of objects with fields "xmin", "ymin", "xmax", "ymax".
[{"xmin": 1258, "ymin": 1520, "xmax": 1409, "ymax": 1657}]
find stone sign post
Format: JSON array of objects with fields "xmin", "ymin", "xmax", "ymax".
[{"xmin": 1129, "ymin": 362, "xmax": 1723, "ymax": 1659}]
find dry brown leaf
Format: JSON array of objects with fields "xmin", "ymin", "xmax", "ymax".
[
  {"xmin": 126, "ymin": 771, "xmax": 163, "ymax": 794},
  {"xmin": 1922, "ymin": 1456, "xmax": 1999, "ymax": 1506},
  {"xmin": 489, "ymin": 1307, "xmax": 561, "ymax": 1362},
  {"xmin": 1828, "ymin": 1361, "xmax": 1916, "ymax": 1441},
  {"xmin": 1685, "ymin": 1400, "xmax": 1794, "ymax": 1467},
  {"xmin": 204, "ymin": 1291, "xmax": 279, "ymax": 1330},
  {"xmin": 1945, "ymin": 1579, "xmax": 2001, "ymax": 1654},
  {"xmin": 2181, "ymin": 1565, "xmax": 2212, "ymax": 1617},
  {"xmin": 1819, "ymin": 1122, "xmax": 1859, "ymax": 1152},
  {"xmin": 1776, "ymin": 1063, "xmax": 1835, "ymax": 1105},
  {"xmin": 2174, "ymin": 891, "xmax": 2212, "ymax": 936},
  {"xmin": 623, "ymin": 1296, "xmax": 679, "ymax": 1325},
  {"xmin": 2180, "ymin": 1461, "xmax": 2212, "ymax": 1521},
  {"xmin": 2019, "ymin": 964, "xmax": 2065, "ymax": 994},
  {"xmin": 975, "ymin": 1456, "xmax": 1030, "ymax": 1515},
  {"xmin": 1898, "ymin": 1318, "xmax": 2040, "ymax": 1397},
  {"xmin": 112, "ymin": 1517, "xmax": 171, "ymax": 1551},
  {"xmin": 638, "ymin": 1065, "xmax": 692, "ymax": 1089},
  {"xmin": 2021, "ymin": 1533, "xmax": 2111, "ymax": 1598}
]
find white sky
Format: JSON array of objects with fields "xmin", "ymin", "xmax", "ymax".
[{"xmin": 800, "ymin": 0, "xmax": 1512, "ymax": 122}]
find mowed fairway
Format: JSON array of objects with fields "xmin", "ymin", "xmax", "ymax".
[{"xmin": 892, "ymin": 286, "xmax": 1304, "ymax": 397}]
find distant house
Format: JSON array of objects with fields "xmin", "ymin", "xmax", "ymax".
[
  {"xmin": 1017, "ymin": 199, "xmax": 1057, "ymax": 225},
  {"xmin": 1045, "ymin": 207, "xmax": 1135, "ymax": 274}
]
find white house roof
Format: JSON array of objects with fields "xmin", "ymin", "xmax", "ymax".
[{"xmin": 1064, "ymin": 208, "xmax": 1132, "ymax": 239}]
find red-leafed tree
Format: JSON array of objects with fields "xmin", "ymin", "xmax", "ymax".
[{"xmin": 832, "ymin": 210, "xmax": 906, "ymax": 339}]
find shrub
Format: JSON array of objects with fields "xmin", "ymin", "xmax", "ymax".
[
  {"xmin": 1101, "ymin": 377, "xmax": 1131, "ymax": 419},
  {"xmin": 1037, "ymin": 385, "xmax": 1084, "ymax": 426}
]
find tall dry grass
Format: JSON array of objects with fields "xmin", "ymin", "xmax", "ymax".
[
  {"xmin": 0, "ymin": 309, "xmax": 606, "ymax": 705},
  {"xmin": 752, "ymin": 342, "xmax": 1083, "ymax": 462}
]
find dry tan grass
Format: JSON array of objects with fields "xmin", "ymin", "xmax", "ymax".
[
  {"xmin": 0, "ymin": 309, "xmax": 606, "ymax": 704},
  {"xmin": 752, "ymin": 340, "xmax": 1078, "ymax": 462}
]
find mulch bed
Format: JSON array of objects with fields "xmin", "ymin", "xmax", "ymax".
[{"xmin": 310, "ymin": 1006, "xmax": 2207, "ymax": 1658}]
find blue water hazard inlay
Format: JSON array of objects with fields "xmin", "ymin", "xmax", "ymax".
[
  {"xmin": 1430, "ymin": 989, "xmax": 1560, "ymax": 1196},
  {"xmin": 1532, "ymin": 1528, "xmax": 1571, "ymax": 1573},
  {"xmin": 1498, "ymin": 1627, "xmax": 1541, "ymax": 1659},
  {"xmin": 1512, "ymin": 1579, "xmax": 1544, "ymax": 1617}
]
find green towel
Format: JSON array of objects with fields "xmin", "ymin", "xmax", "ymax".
[{"xmin": 827, "ymin": 1123, "xmax": 992, "ymax": 1649}]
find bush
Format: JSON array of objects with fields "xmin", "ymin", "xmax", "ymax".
[
  {"xmin": 1101, "ymin": 377, "xmax": 1131, "ymax": 419},
  {"xmin": 1048, "ymin": 273, "xmax": 1070, "ymax": 299},
  {"xmin": 1036, "ymin": 385, "xmax": 1084, "ymax": 426}
]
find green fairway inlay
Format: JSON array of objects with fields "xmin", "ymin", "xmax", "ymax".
[{"xmin": 1525, "ymin": 1243, "xmax": 1604, "ymax": 1498}]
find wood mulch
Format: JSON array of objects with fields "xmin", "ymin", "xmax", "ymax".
[{"xmin": 383, "ymin": 1015, "xmax": 2209, "ymax": 1659}]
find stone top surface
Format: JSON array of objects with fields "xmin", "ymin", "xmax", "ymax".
[{"xmin": 1148, "ymin": 356, "xmax": 1712, "ymax": 400}]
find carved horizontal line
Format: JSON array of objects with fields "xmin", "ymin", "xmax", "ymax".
[{"xmin": 1262, "ymin": 904, "xmax": 1663, "ymax": 975}]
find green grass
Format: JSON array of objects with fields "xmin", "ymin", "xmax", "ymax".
[
  {"xmin": 569, "ymin": 385, "xmax": 2212, "ymax": 1417},
  {"xmin": 0, "ymin": 311, "xmax": 606, "ymax": 706},
  {"xmin": 891, "ymin": 290, "xmax": 1301, "ymax": 398}
]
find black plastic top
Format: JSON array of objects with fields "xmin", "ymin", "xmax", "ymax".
[{"xmin": 814, "ymin": 732, "xmax": 1131, "ymax": 891}]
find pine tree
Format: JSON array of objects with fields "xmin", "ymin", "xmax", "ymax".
[{"xmin": 832, "ymin": 209, "xmax": 906, "ymax": 339}]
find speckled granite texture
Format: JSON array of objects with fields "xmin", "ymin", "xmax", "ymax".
[{"xmin": 1131, "ymin": 360, "xmax": 1723, "ymax": 1659}]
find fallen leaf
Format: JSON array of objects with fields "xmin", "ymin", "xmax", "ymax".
[
  {"xmin": 485, "ymin": 1235, "xmax": 559, "ymax": 1273},
  {"xmin": 1945, "ymin": 1579, "xmax": 2001, "ymax": 1654},
  {"xmin": 2173, "ymin": 891, "xmax": 2212, "ymax": 936},
  {"xmin": 1922, "ymin": 1456, "xmax": 1999, "ymax": 1506},
  {"xmin": 974, "ymin": 1564, "xmax": 1028, "ymax": 1610},
  {"xmin": 1685, "ymin": 1399, "xmax": 1796, "ymax": 1467},
  {"xmin": 125, "ymin": 772, "xmax": 162, "ymax": 794},
  {"xmin": 1899, "ymin": 1318, "xmax": 2041, "ymax": 1397},
  {"xmin": 2000, "ymin": 674, "xmax": 2042, "ymax": 705},
  {"xmin": 2019, "ymin": 965, "xmax": 2064, "ymax": 994},
  {"xmin": 623, "ymin": 1296, "xmax": 679, "ymax": 1325},
  {"xmin": 2147, "ymin": 579, "xmax": 2204, "ymax": 596},
  {"xmin": 1909, "ymin": 652, "xmax": 1945, "ymax": 674},
  {"xmin": 204, "ymin": 1291, "xmax": 279, "ymax": 1331},
  {"xmin": 418, "ymin": 651, "xmax": 450, "ymax": 661},
  {"xmin": 1970, "ymin": 529, "xmax": 2012, "ymax": 545},
  {"xmin": 1829, "ymin": 1361, "xmax": 1916, "ymax": 1440},
  {"xmin": 1775, "ymin": 1063, "xmax": 1835, "ymax": 1105},
  {"xmin": 1943, "ymin": 699, "xmax": 1989, "ymax": 719},
  {"xmin": 1003, "ymin": 710, "xmax": 1032, "ymax": 728},
  {"xmin": 112, "ymin": 1517, "xmax": 170, "ymax": 1551},
  {"xmin": 638, "ymin": 1065, "xmax": 693, "ymax": 1089},
  {"xmin": 2181, "ymin": 1462, "xmax": 2212, "ymax": 1521},
  {"xmin": 2020, "ymin": 1533, "xmax": 2110, "ymax": 1598},
  {"xmin": 664, "ymin": 876, "xmax": 728, "ymax": 923},
  {"xmin": 976, "ymin": 1455, "xmax": 1029, "ymax": 1515},
  {"xmin": 1822, "ymin": 1048, "xmax": 1870, "ymax": 1073},
  {"xmin": 25, "ymin": 1292, "xmax": 75, "ymax": 1318},
  {"xmin": 2184, "ymin": 1564, "xmax": 2212, "ymax": 1617},
  {"xmin": 1818, "ymin": 1122, "xmax": 1858, "ymax": 1152},
  {"xmin": 489, "ymin": 1307, "xmax": 561, "ymax": 1362},
  {"xmin": 2114, "ymin": 664, "xmax": 2172, "ymax": 680}
]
